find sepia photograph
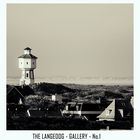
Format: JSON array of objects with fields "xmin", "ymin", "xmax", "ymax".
[{"xmin": 7, "ymin": 4, "xmax": 133, "ymax": 130}]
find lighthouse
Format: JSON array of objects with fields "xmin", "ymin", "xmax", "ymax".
[{"xmin": 18, "ymin": 47, "xmax": 37, "ymax": 85}]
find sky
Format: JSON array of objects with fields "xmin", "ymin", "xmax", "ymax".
[{"xmin": 7, "ymin": 4, "xmax": 133, "ymax": 82}]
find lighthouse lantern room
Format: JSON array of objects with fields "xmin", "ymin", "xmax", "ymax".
[{"xmin": 18, "ymin": 47, "xmax": 37, "ymax": 85}]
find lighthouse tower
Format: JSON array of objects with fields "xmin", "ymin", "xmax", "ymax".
[{"xmin": 18, "ymin": 47, "xmax": 37, "ymax": 85}]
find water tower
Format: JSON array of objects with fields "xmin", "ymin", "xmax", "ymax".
[{"xmin": 18, "ymin": 47, "xmax": 37, "ymax": 85}]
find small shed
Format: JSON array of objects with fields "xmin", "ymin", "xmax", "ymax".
[{"xmin": 51, "ymin": 94, "xmax": 62, "ymax": 103}]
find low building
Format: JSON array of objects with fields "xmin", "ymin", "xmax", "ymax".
[
  {"xmin": 27, "ymin": 107, "xmax": 62, "ymax": 118},
  {"xmin": 27, "ymin": 101, "xmax": 62, "ymax": 118},
  {"xmin": 61, "ymin": 102, "xmax": 109, "ymax": 120},
  {"xmin": 7, "ymin": 85, "xmax": 34, "ymax": 104},
  {"xmin": 27, "ymin": 108, "xmax": 47, "ymax": 118},
  {"xmin": 61, "ymin": 102, "xmax": 82, "ymax": 117},
  {"xmin": 97, "ymin": 99, "xmax": 133, "ymax": 121},
  {"xmin": 7, "ymin": 85, "xmax": 25, "ymax": 104},
  {"xmin": 7, "ymin": 104, "xmax": 29, "ymax": 118},
  {"xmin": 7, "ymin": 85, "xmax": 34, "ymax": 118}
]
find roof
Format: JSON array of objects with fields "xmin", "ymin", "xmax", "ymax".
[
  {"xmin": 28, "ymin": 110, "xmax": 46, "ymax": 117},
  {"xmin": 7, "ymin": 85, "xmax": 25, "ymax": 98},
  {"xmin": 97, "ymin": 99, "xmax": 132, "ymax": 120},
  {"xmin": 67, "ymin": 102, "xmax": 83, "ymax": 105},
  {"xmin": 97, "ymin": 99, "xmax": 116, "ymax": 119},
  {"xmin": 18, "ymin": 54, "xmax": 37, "ymax": 59},
  {"xmin": 65, "ymin": 102, "xmax": 108, "ymax": 112},
  {"xmin": 24, "ymin": 47, "xmax": 32, "ymax": 50},
  {"xmin": 27, "ymin": 109, "xmax": 62, "ymax": 117},
  {"xmin": 7, "ymin": 104, "xmax": 29, "ymax": 110},
  {"xmin": 7, "ymin": 85, "xmax": 34, "ymax": 96},
  {"xmin": 7, "ymin": 85, "xmax": 34, "ymax": 104},
  {"xmin": 82, "ymin": 103, "xmax": 107, "ymax": 111}
]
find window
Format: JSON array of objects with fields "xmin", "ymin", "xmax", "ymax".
[
  {"xmin": 106, "ymin": 109, "xmax": 112, "ymax": 116},
  {"xmin": 109, "ymin": 109, "xmax": 112, "ymax": 114},
  {"xmin": 26, "ymin": 73, "xmax": 28, "ymax": 78},
  {"xmin": 21, "ymin": 62, "xmax": 22, "ymax": 64},
  {"xmin": 33, "ymin": 62, "xmax": 34, "ymax": 65},
  {"xmin": 26, "ymin": 62, "xmax": 28, "ymax": 64}
]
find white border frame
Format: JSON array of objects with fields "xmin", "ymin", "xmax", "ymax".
[{"xmin": 0, "ymin": 0, "xmax": 139, "ymax": 140}]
